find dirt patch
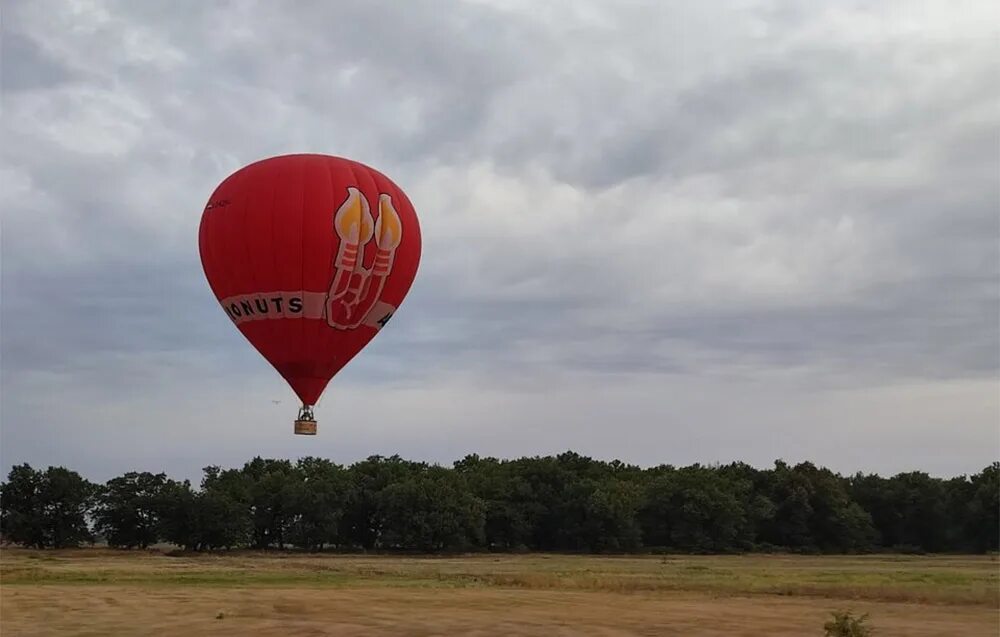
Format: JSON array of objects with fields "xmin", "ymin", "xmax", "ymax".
[
  {"xmin": 1, "ymin": 550, "xmax": 997, "ymax": 636},
  {"xmin": 2, "ymin": 585, "xmax": 997, "ymax": 636}
]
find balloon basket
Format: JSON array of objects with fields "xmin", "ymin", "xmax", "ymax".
[
  {"xmin": 294, "ymin": 419, "xmax": 317, "ymax": 435},
  {"xmin": 294, "ymin": 405, "xmax": 316, "ymax": 435}
]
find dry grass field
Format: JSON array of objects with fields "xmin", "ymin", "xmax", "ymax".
[{"xmin": 1, "ymin": 549, "xmax": 997, "ymax": 636}]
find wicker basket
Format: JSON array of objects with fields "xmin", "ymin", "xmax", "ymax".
[{"xmin": 294, "ymin": 419, "xmax": 317, "ymax": 435}]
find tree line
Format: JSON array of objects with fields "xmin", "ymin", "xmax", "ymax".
[{"xmin": 1, "ymin": 453, "xmax": 996, "ymax": 554}]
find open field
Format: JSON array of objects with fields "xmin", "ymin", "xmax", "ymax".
[{"xmin": 1, "ymin": 549, "xmax": 997, "ymax": 636}]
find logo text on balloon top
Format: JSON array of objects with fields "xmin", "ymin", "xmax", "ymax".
[{"xmin": 217, "ymin": 187, "xmax": 403, "ymax": 332}]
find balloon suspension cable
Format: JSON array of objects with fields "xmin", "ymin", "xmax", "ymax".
[{"xmin": 294, "ymin": 404, "xmax": 317, "ymax": 436}]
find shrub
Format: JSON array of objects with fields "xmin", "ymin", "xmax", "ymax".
[{"xmin": 823, "ymin": 610, "xmax": 873, "ymax": 637}]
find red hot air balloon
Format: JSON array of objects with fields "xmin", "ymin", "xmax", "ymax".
[{"xmin": 198, "ymin": 154, "xmax": 421, "ymax": 434}]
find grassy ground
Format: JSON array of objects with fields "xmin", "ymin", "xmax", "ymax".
[{"xmin": 1, "ymin": 549, "xmax": 997, "ymax": 636}]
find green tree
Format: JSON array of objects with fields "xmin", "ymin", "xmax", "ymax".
[
  {"xmin": 639, "ymin": 466, "xmax": 750, "ymax": 552},
  {"xmin": 850, "ymin": 470, "xmax": 950, "ymax": 551},
  {"xmin": 158, "ymin": 478, "xmax": 250, "ymax": 551},
  {"xmin": 93, "ymin": 472, "xmax": 175, "ymax": 549},
  {"xmin": 504, "ymin": 454, "xmax": 585, "ymax": 551},
  {"xmin": 455, "ymin": 455, "xmax": 533, "ymax": 551},
  {"xmin": 0, "ymin": 464, "xmax": 94, "ymax": 548},
  {"xmin": 759, "ymin": 461, "xmax": 816, "ymax": 550},
  {"xmin": 963, "ymin": 463, "xmax": 999, "ymax": 552},
  {"xmin": 1, "ymin": 464, "xmax": 47, "ymax": 548},
  {"xmin": 220, "ymin": 457, "xmax": 299, "ymax": 549},
  {"xmin": 341, "ymin": 455, "xmax": 424, "ymax": 549},
  {"xmin": 287, "ymin": 457, "xmax": 349, "ymax": 551},
  {"xmin": 794, "ymin": 463, "xmax": 876, "ymax": 552},
  {"xmin": 2, "ymin": 452, "xmax": 995, "ymax": 556},
  {"xmin": 377, "ymin": 467, "xmax": 485, "ymax": 551},
  {"xmin": 581, "ymin": 478, "xmax": 643, "ymax": 551}
]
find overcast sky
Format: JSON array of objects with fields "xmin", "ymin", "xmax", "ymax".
[{"xmin": 2, "ymin": 0, "xmax": 997, "ymax": 483}]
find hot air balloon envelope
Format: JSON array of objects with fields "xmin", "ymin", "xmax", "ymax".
[{"xmin": 198, "ymin": 154, "xmax": 421, "ymax": 433}]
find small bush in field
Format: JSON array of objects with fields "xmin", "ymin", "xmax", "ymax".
[{"xmin": 823, "ymin": 610, "xmax": 873, "ymax": 636}]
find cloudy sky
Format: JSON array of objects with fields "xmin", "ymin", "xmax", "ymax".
[{"xmin": 2, "ymin": 0, "xmax": 997, "ymax": 483}]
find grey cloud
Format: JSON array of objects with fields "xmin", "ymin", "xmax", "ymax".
[
  {"xmin": 377, "ymin": 269, "xmax": 999, "ymax": 386},
  {"xmin": 0, "ymin": 256, "xmax": 236, "ymax": 378},
  {"xmin": 1, "ymin": 31, "xmax": 79, "ymax": 92},
  {"xmin": 1, "ymin": 0, "xmax": 997, "ymax": 479}
]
